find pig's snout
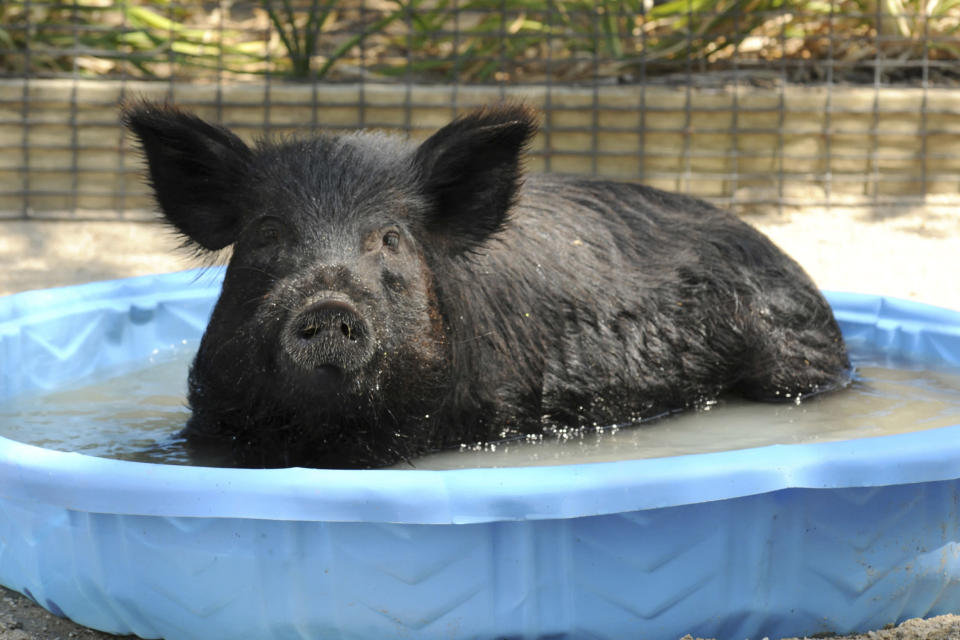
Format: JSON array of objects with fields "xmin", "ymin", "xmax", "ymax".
[{"xmin": 283, "ymin": 298, "xmax": 374, "ymax": 373}]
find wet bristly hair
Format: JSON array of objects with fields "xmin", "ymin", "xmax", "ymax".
[{"xmin": 123, "ymin": 100, "xmax": 851, "ymax": 468}]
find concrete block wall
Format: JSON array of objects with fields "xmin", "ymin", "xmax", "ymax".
[{"xmin": 2, "ymin": 78, "xmax": 958, "ymax": 219}]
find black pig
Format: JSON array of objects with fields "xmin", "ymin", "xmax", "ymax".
[{"xmin": 123, "ymin": 101, "xmax": 850, "ymax": 469}]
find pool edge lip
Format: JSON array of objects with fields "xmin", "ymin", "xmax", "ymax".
[
  {"xmin": 3, "ymin": 421, "xmax": 960, "ymax": 524},
  {"xmin": 1, "ymin": 272, "xmax": 960, "ymax": 524}
]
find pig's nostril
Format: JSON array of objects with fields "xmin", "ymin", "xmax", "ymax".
[
  {"xmin": 298, "ymin": 322, "xmax": 354, "ymax": 342},
  {"xmin": 285, "ymin": 298, "xmax": 373, "ymax": 372}
]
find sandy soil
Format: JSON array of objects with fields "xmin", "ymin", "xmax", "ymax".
[
  {"xmin": 2, "ymin": 206, "xmax": 958, "ymax": 307},
  {"xmin": 0, "ymin": 209, "xmax": 958, "ymax": 640}
]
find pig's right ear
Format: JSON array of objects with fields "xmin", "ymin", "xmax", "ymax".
[{"xmin": 121, "ymin": 101, "xmax": 253, "ymax": 251}]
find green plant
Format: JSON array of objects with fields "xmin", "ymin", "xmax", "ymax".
[
  {"xmin": 261, "ymin": 0, "xmax": 405, "ymax": 78},
  {"xmin": 2, "ymin": 0, "xmax": 960, "ymax": 82},
  {"xmin": 376, "ymin": 0, "xmax": 634, "ymax": 81},
  {"xmin": 849, "ymin": 0, "xmax": 960, "ymax": 59},
  {"xmin": 643, "ymin": 0, "xmax": 960, "ymax": 67},
  {"xmin": 119, "ymin": 0, "xmax": 269, "ymax": 77},
  {"xmin": 1, "ymin": 0, "xmax": 271, "ymax": 78}
]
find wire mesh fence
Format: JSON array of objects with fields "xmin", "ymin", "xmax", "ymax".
[{"xmin": 2, "ymin": 0, "xmax": 960, "ymax": 220}]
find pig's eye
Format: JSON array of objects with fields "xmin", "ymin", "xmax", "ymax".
[
  {"xmin": 382, "ymin": 230, "xmax": 401, "ymax": 251},
  {"xmin": 252, "ymin": 217, "xmax": 283, "ymax": 249}
]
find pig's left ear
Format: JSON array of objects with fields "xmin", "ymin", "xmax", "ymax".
[{"xmin": 413, "ymin": 104, "xmax": 538, "ymax": 254}]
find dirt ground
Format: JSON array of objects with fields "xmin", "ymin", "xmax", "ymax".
[
  {"xmin": 0, "ymin": 207, "xmax": 959, "ymax": 640},
  {"xmin": 2, "ymin": 205, "xmax": 959, "ymax": 307}
]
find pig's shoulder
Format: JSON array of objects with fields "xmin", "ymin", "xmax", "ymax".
[{"xmin": 520, "ymin": 173, "xmax": 729, "ymax": 224}]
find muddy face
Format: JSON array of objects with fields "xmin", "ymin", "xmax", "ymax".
[{"xmin": 186, "ymin": 139, "xmax": 447, "ymax": 440}]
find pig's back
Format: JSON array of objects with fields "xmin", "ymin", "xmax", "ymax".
[{"xmin": 432, "ymin": 173, "xmax": 845, "ymax": 431}]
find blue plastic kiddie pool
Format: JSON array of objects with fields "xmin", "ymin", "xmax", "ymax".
[{"xmin": 1, "ymin": 268, "xmax": 960, "ymax": 640}]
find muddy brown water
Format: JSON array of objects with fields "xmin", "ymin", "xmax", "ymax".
[{"xmin": 1, "ymin": 341, "xmax": 959, "ymax": 468}]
